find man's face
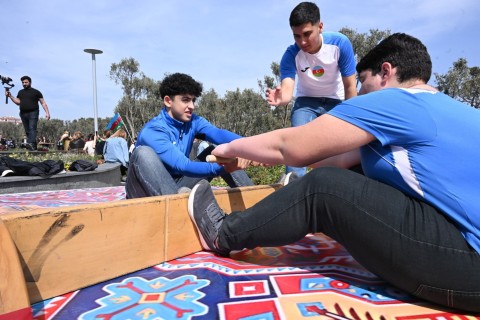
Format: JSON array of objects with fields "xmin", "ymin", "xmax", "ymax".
[
  {"xmin": 22, "ymin": 79, "xmax": 31, "ymax": 89},
  {"xmin": 165, "ymin": 94, "xmax": 196, "ymax": 122},
  {"xmin": 291, "ymin": 22, "xmax": 323, "ymax": 54},
  {"xmin": 358, "ymin": 70, "xmax": 383, "ymax": 95}
]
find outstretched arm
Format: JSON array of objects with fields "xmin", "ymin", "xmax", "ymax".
[
  {"xmin": 266, "ymin": 78, "xmax": 295, "ymax": 107},
  {"xmin": 212, "ymin": 114, "xmax": 374, "ymax": 168}
]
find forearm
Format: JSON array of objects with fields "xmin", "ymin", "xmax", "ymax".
[
  {"xmin": 309, "ymin": 149, "xmax": 361, "ymax": 169},
  {"xmin": 213, "ymin": 128, "xmax": 294, "ymax": 166},
  {"xmin": 343, "ymin": 75, "xmax": 358, "ymax": 100},
  {"xmin": 277, "ymin": 80, "xmax": 294, "ymax": 106},
  {"xmin": 8, "ymin": 95, "xmax": 20, "ymax": 105},
  {"xmin": 41, "ymin": 101, "xmax": 50, "ymax": 116},
  {"xmin": 344, "ymin": 86, "xmax": 358, "ymax": 100}
]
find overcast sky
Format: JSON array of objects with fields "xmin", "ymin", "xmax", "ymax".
[{"xmin": 2, "ymin": 0, "xmax": 479, "ymax": 121}]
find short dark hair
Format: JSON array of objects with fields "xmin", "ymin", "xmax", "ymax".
[
  {"xmin": 159, "ymin": 73, "xmax": 203, "ymax": 99},
  {"xmin": 289, "ymin": 2, "xmax": 320, "ymax": 27},
  {"xmin": 20, "ymin": 76, "xmax": 31, "ymax": 83},
  {"xmin": 356, "ymin": 33, "xmax": 432, "ymax": 83}
]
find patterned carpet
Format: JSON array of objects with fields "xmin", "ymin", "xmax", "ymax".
[{"xmin": 0, "ymin": 187, "xmax": 477, "ymax": 319}]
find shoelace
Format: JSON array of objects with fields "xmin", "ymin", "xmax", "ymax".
[{"xmin": 205, "ymin": 203, "xmax": 226, "ymax": 229}]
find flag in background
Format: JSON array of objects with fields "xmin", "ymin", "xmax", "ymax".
[{"xmin": 105, "ymin": 113, "xmax": 125, "ymax": 132}]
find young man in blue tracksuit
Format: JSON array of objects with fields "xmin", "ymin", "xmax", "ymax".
[{"xmin": 125, "ymin": 72, "xmax": 254, "ymax": 198}]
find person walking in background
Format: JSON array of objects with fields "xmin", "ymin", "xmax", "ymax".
[
  {"xmin": 266, "ymin": 2, "xmax": 357, "ymax": 177},
  {"xmin": 5, "ymin": 76, "xmax": 50, "ymax": 151}
]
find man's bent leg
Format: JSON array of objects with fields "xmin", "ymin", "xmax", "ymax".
[
  {"xmin": 218, "ymin": 167, "xmax": 480, "ymax": 312},
  {"xmin": 125, "ymin": 146, "xmax": 178, "ymax": 198},
  {"xmin": 220, "ymin": 170, "xmax": 255, "ymax": 188}
]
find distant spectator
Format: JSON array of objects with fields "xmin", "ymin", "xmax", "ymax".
[
  {"xmin": 70, "ymin": 131, "xmax": 85, "ymax": 150},
  {"xmin": 6, "ymin": 138, "xmax": 15, "ymax": 149},
  {"xmin": 83, "ymin": 133, "xmax": 96, "ymax": 156},
  {"xmin": 95, "ymin": 130, "xmax": 112, "ymax": 157},
  {"xmin": 58, "ymin": 131, "xmax": 71, "ymax": 151},
  {"xmin": 103, "ymin": 129, "xmax": 129, "ymax": 177},
  {"xmin": 129, "ymin": 137, "xmax": 137, "ymax": 155}
]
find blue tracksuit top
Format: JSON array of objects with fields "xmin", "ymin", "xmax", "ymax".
[{"xmin": 136, "ymin": 107, "xmax": 241, "ymax": 178}]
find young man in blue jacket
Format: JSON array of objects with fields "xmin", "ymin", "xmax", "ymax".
[{"xmin": 125, "ymin": 72, "xmax": 254, "ymax": 198}]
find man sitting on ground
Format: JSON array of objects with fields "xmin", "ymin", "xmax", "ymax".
[
  {"xmin": 126, "ymin": 72, "xmax": 254, "ymax": 198},
  {"xmin": 188, "ymin": 33, "xmax": 480, "ymax": 312}
]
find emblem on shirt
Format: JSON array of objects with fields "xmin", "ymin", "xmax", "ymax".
[{"xmin": 312, "ymin": 65, "xmax": 325, "ymax": 77}]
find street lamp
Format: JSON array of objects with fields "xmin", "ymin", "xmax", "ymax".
[{"xmin": 84, "ymin": 48, "xmax": 103, "ymax": 134}]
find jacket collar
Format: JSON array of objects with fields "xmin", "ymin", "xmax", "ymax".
[{"xmin": 161, "ymin": 107, "xmax": 185, "ymax": 129}]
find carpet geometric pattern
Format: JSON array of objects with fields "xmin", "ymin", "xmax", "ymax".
[{"xmin": 0, "ymin": 187, "xmax": 476, "ymax": 319}]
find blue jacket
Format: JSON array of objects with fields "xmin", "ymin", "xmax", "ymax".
[{"xmin": 136, "ymin": 107, "xmax": 241, "ymax": 178}]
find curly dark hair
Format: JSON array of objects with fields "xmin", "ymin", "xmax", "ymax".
[
  {"xmin": 356, "ymin": 33, "xmax": 432, "ymax": 83},
  {"xmin": 159, "ymin": 73, "xmax": 203, "ymax": 99},
  {"xmin": 289, "ymin": 2, "xmax": 320, "ymax": 27}
]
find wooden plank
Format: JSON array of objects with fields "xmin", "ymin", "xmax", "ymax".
[
  {"xmin": 0, "ymin": 184, "xmax": 280, "ymax": 305},
  {"xmin": 0, "ymin": 218, "xmax": 33, "ymax": 319}
]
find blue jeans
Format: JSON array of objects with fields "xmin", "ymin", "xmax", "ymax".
[
  {"xmin": 287, "ymin": 97, "xmax": 342, "ymax": 177},
  {"xmin": 126, "ymin": 146, "xmax": 254, "ymax": 199},
  {"xmin": 218, "ymin": 167, "xmax": 480, "ymax": 312},
  {"xmin": 19, "ymin": 110, "xmax": 39, "ymax": 149}
]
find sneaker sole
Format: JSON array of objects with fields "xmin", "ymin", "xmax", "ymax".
[{"xmin": 187, "ymin": 183, "xmax": 211, "ymax": 251}]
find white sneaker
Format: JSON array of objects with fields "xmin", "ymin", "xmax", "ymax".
[
  {"xmin": 1, "ymin": 169, "xmax": 14, "ymax": 177},
  {"xmin": 277, "ymin": 172, "xmax": 298, "ymax": 186},
  {"xmin": 177, "ymin": 186, "xmax": 192, "ymax": 194}
]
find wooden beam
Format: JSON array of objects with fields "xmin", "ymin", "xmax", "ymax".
[
  {"xmin": 0, "ymin": 218, "xmax": 33, "ymax": 319},
  {"xmin": 0, "ymin": 184, "xmax": 280, "ymax": 305}
]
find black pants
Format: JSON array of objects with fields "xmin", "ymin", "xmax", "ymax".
[
  {"xmin": 20, "ymin": 110, "xmax": 39, "ymax": 149},
  {"xmin": 218, "ymin": 167, "xmax": 480, "ymax": 312}
]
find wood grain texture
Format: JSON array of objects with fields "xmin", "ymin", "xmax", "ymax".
[
  {"xmin": 0, "ymin": 184, "xmax": 280, "ymax": 304},
  {"xmin": 0, "ymin": 219, "xmax": 32, "ymax": 318}
]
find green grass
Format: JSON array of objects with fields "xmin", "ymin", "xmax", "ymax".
[{"xmin": 210, "ymin": 165, "xmax": 286, "ymax": 187}]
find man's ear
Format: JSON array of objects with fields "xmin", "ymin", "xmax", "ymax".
[
  {"xmin": 318, "ymin": 21, "xmax": 324, "ymax": 32},
  {"xmin": 380, "ymin": 62, "xmax": 394, "ymax": 82},
  {"xmin": 163, "ymin": 95, "xmax": 172, "ymax": 107}
]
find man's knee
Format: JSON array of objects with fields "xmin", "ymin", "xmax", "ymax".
[{"xmin": 131, "ymin": 145, "xmax": 156, "ymax": 161}]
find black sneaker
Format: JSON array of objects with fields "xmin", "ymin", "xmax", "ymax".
[
  {"xmin": 188, "ymin": 180, "xmax": 230, "ymax": 256},
  {"xmin": 24, "ymin": 143, "xmax": 35, "ymax": 151}
]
